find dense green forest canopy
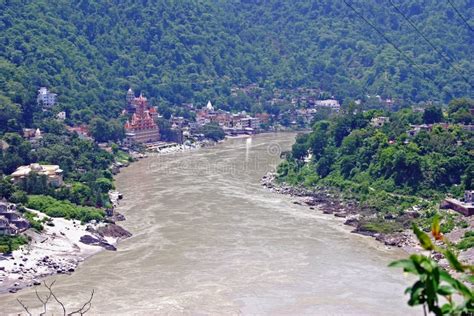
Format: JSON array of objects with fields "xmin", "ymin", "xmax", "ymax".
[
  {"xmin": 0, "ymin": 0, "xmax": 472, "ymax": 127},
  {"xmin": 278, "ymin": 98, "xmax": 474, "ymax": 220}
]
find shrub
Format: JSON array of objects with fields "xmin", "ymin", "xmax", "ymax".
[
  {"xmin": 26, "ymin": 195, "xmax": 105, "ymax": 223},
  {"xmin": 24, "ymin": 211, "xmax": 44, "ymax": 232},
  {"xmin": 0, "ymin": 235, "xmax": 28, "ymax": 254}
]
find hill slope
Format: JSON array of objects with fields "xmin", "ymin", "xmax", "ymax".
[{"xmin": 0, "ymin": 0, "xmax": 472, "ymax": 121}]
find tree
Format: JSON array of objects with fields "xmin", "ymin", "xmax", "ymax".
[
  {"xmin": 89, "ymin": 118, "xmax": 110, "ymax": 142},
  {"xmin": 0, "ymin": 178, "xmax": 14, "ymax": 199},
  {"xmin": 291, "ymin": 142, "xmax": 307, "ymax": 160},
  {"xmin": 199, "ymin": 123, "xmax": 225, "ymax": 141},
  {"xmin": 95, "ymin": 178, "xmax": 113, "ymax": 194},
  {"xmin": 308, "ymin": 121, "xmax": 330, "ymax": 159},
  {"xmin": 10, "ymin": 190, "xmax": 28, "ymax": 204},
  {"xmin": 340, "ymin": 156, "xmax": 356, "ymax": 178},
  {"xmin": 0, "ymin": 96, "xmax": 22, "ymax": 134},
  {"xmin": 291, "ymin": 133, "xmax": 309, "ymax": 160},
  {"xmin": 446, "ymin": 98, "xmax": 473, "ymax": 124},
  {"xmin": 423, "ymin": 106, "xmax": 443, "ymax": 124}
]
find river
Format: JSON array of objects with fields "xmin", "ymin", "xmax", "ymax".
[{"xmin": 0, "ymin": 133, "xmax": 417, "ymax": 315}]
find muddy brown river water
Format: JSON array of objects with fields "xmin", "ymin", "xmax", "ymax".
[{"xmin": 0, "ymin": 133, "xmax": 418, "ymax": 315}]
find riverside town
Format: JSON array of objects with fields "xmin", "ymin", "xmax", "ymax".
[{"xmin": 0, "ymin": 1, "xmax": 473, "ymax": 315}]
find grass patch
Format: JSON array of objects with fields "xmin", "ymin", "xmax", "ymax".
[
  {"xmin": 457, "ymin": 236, "xmax": 474, "ymax": 250},
  {"xmin": 359, "ymin": 219, "xmax": 404, "ymax": 234},
  {"xmin": 115, "ymin": 150, "xmax": 132, "ymax": 164}
]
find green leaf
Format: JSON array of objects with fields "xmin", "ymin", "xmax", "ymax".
[
  {"xmin": 440, "ymin": 303, "xmax": 453, "ymax": 314},
  {"xmin": 389, "ymin": 259, "xmax": 418, "ymax": 274},
  {"xmin": 420, "ymin": 260, "xmax": 433, "ymax": 273},
  {"xmin": 407, "ymin": 281, "xmax": 425, "ymax": 306},
  {"xmin": 466, "ymin": 275, "xmax": 474, "ymax": 284},
  {"xmin": 413, "ymin": 224, "xmax": 434, "ymax": 251},
  {"xmin": 443, "ymin": 249, "xmax": 464, "ymax": 273},
  {"xmin": 437, "ymin": 285, "xmax": 456, "ymax": 296},
  {"xmin": 440, "ymin": 270, "xmax": 473, "ymax": 298}
]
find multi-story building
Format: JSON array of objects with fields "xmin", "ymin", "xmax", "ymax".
[
  {"xmin": 0, "ymin": 202, "xmax": 30, "ymax": 236},
  {"xmin": 126, "ymin": 88, "xmax": 136, "ymax": 114},
  {"xmin": 37, "ymin": 87, "xmax": 57, "ymax": 109},
  {"xmin": 240, "ymin": 117, "xmax": 260, "ymax": 129},
  {"xmin": 314, "ymin": 99, "xmax": 340, "ymax": 112}
]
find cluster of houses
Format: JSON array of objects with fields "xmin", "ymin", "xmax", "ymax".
[
  {"xmin": 408, "ymin": 123, "xmax": 474, "ymax": 137},
  {"xmin": 193, "ymin": 101, "xmax": 264, "ymax": 136},
  {"xmin": 33, "ymin": 85, "xmax": 344, "ymax": 147},
  {"xmin": 0, "ymin": 201, "xmax": 30, "ymax": 236},
  {"xmin": 369, "ymin": 114, "xmax": 474, "ymax": 217}
]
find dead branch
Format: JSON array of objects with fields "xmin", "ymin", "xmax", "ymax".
[
  {"xmin": 16, "ymin": 298, "xmax": 32, "ymax": 316},
  {"xmin": 16, "ymin": 280, "xmax": 94, "ymax": 315},
  {"xmin": 67, "ymin": 289, "xmax": 94, "ymax": 315},
  {"xmin": 35, "ymin": 282, "xmax": 53, "ymax": 316},
  {"xmin": 44, "ymin": 281, "xmax": 66, "ymax": 316}
]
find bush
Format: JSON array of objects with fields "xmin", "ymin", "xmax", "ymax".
[
  {"xmin": 26, "ymin": 195, "xmax": 105, "ymax": 223},
  {"xmin": 0, "ymin": 235, "xmax": 28, "ymax": 254},
  {"xmin": 10, "ymin": 190, "xmax": 28, "ymax": 204},
  {"xmin": 24, "ymin": 211, "xmax": 44, "ymax": 232},
  {"xmin": 199, "ymin": 123, "xmax": 225, "ymax": 141}
]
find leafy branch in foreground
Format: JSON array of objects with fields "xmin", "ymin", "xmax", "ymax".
[
  {"xmin": 389, "ymin": 215, "xmax": 473, "ymax": 315},
  {"xmin": 17, "ymin": 280, "xmax": 94, "ymax": 315}
]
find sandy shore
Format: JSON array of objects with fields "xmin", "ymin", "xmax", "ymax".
[{"xmin": 0, "ymin": 210, "xmax": 125, "ymax": 294}]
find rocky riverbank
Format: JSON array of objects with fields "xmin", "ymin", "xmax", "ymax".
[
  {"xmin": 261, "ymin": 172, "xmax": 420, "ymax": 250},
  {"xmin": 0, "ymin": 213, "xmax": 131, "ymax": 294},
  {"xmin": 261, "ymin": 172, "xmax": 474, "ymax": 267}
]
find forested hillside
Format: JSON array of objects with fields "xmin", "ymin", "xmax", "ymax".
[
  {"xmin": 277, "ymin": 98, "xmax": 474, "ymax": 234},
  {"xmin": 0, "ymin": 0, "xmax": 472, "ymax": 125}
]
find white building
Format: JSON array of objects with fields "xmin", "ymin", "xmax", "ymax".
[
  {"xmin": 56, "ymin": 111, "xmax": 66, "ymax": 121},
  {"xmin": 314, "ymin": 99, "xmax": 340, "ymax": 111},
  {"xmin": 206, "ymin": 100, "xmax": 214, "ymax": 111},
  {"xmin": 371, "ymin": 116, "xmax": 390, "ymax": 128},
  {"xmin": 37, "ymin": 87, "xmax": 57, "ymax": 108},
  {"xmin": 11, "ymin": 163, "xmax": 63, "ymax": 187}
]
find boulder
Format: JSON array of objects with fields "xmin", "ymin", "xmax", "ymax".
[{"xmin": 80, "ymin": 235, "xmax": 117, "ymax": 251}]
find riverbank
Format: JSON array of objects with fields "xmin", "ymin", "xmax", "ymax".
[
  {"xmin": 0, "ymin": 132, "xmax": 422, "ymax": 315},
  {"xmin": 0, "ymin": 140, "xmax": 219, "ymax": 294},
  {"xmin": 261, "ymin": 172, "xmax": 474, "ymax": 266},
  {"xmin": 0, "ymin": 211, "xmax": 131, "ymax": 294}
]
